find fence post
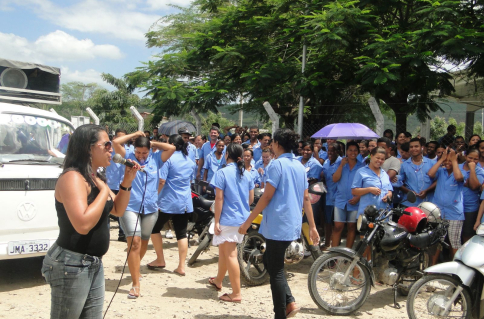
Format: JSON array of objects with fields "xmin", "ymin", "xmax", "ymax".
[
  {"xmin": 85, "ymin": 107, "xmax": 100, "ymax": 125},
  {"xmin": 190, "ymin": 110, "xmax": 202, "ymax": 134},
  {"xmin": 465, "ymin": 106, "xmax": 475, "ymax": 141},
  {"xmin": 368, "ymin": 97, "xmax": 384, "ymax": 137},
  {"xmin": 263, "ymin": 101, "xmax": 280, "ymax": 133},
  {"xmin": 420, "ymin": 118, "xmax": 431, "ymax": 141},
  {"xmin": 130, "ymin": 106, "xmax": 144, "ymax": 132}
]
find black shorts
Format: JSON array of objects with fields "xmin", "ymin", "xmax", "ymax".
[
  {"xmin": 462, "ymin": 211, "xmax": 478, "ymax": 238},
  {"xmin": 151, "ymin": 211, "xmax": 190, "ymax": 240}
]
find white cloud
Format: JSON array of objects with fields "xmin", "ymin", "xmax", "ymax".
[
  {"xmin": 146, "ymin": 0, "xmax": 193, "ymax": 10},
  {"xmin": 0, "ymin": 30, "xmax": 123, "ymax": 62},
  {"xmin": 19, "ymin": 0, "xmax": 161, "ymax": 41},
  {"xmin": 61, "ymin": 67, "xmax": 112, "ymax": 88}
]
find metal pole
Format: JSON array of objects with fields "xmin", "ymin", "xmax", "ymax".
[
  {"xmin": 239, "ymin": 94, "xmax": 244, "ymax": 127},
  {"xmin": 85, "ymin": 107, "xmax": 100, "ymax": 125},
  {"xmin": 297, "ymin": 43, "xmax": 307, "ymax": 137},
  {"xmin": 129, "ymin": 106, "xmax": 144, "ymax": 132}
]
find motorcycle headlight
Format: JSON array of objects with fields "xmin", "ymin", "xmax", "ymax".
[{"xmin": 357, "ymin": 215, "xmax": 368, "ymax": 232}]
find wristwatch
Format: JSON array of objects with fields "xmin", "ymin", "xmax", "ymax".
[{"xmin": 119, "ymin": 184, "xmax": 132, "ymax": 191}]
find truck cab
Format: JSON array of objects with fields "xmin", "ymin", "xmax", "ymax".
[{"xmin": 0, "ymin": 59, "xmax": 75, "ymax": 259}]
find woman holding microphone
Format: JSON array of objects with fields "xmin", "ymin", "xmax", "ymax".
[
  {"xmin": 208, "ymin": 144, "xmax": 255, "ymax": 302},
  {"xmin": 239, "ymin": 128, "xmax": 319, "ymax": 319},
  {"xmin": 42, "ymin": 125, "xmax": 139, "ymax": 318},
  {"xmin": 112, "ymin": 131, "xmax": 175, "ymax": 299}
]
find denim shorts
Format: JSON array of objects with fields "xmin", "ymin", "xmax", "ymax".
[
  {"xmin": 41, "ymin": 243, "xmax": 104, "ymax": 319},
  {"xmin": 120, "ymin": 210, "xmax": 159, "ymax": 240},
  {"xmin": 334, "ymin": 207, "xmax": 358, "ymax": 223}
]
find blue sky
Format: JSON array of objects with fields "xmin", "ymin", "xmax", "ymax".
[{"xmin": 0, "ymin": 0, "xmax": 190, "ymax": 90}]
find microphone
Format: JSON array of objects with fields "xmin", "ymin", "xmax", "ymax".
[{"xmin": 112, "ymin": 154, "xmax": 145, "ymax": 173}]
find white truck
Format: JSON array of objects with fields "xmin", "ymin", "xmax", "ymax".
[{"xmin": 0, "ymin": 59, "xmax": 75, "ymax": 260}]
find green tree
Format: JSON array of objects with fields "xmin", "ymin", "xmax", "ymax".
[
  {"xmin": 305, "ymin": 0, "xmax": 456, "ymax": 132},
  {"xmin": 430, "ymin": 116, "xmax": 447, "ymax": 141}
]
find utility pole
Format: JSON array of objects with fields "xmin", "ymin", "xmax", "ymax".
[{"xmin": 297, "ymin": 44, "xmax": 307, "ymax": 137}]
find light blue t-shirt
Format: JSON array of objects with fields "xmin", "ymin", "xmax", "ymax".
[
  {"xmin": 246, "ymin": 166, "xmax": 260, "ymax": 187},
  {"xmin": 204, "ymin": 151, "xmax": 224, "ymax": 182},
  {"xmin": 255, "ymin": 160, "xmax": 272, "ymax": 186},
  {"xmin": 106, "ymin": 149, "xmax": 124, "ymax": 191},
  {"xmin": 460, "ymin": 163, "xmax": 484, "ymax": 212},
  {"xmin": 259, "ymin": 153, "xmax": 308, "ymax": 241},
  {"xmin": 433, "ymin": 167, "xmax": 464, "ymax": 220},
  {"xmin": 351, "ymin": 166, "xmax": 393, "ymax": 216},
  {"xmin": 334, "ymin": 161, "xmax": 364, "ymax": 211},
  {"xmin": 253, "ymin": 147, "xmax": 263, "ymax": 163},
  {"xmin": 242, "ymin": 140, "xmax": 261, "ymax": 149},
  {"xmin": 297, "ymin": 156, "xmax": 323, "ymax": 180},
  {"xmin": 125, "ymin": 148, "xmax": 163, "ymax": 214},
  {"xmin": 158, "ymin": 151, "xmax": 196, "ymax": 214},
  {"xmin": 211, "ymin": 163, "xmax": 255, "ymax": 226},
  {"xmin": 356, "ymin": 153, "xmax": 368, "ymax": 164},
  {"xmin": 322, "ymin": 156, "xmax": 342, "ymax": 206},
  {"xmin": 396, "ymin": 158, "xmax": 435, "ymax": 206}
]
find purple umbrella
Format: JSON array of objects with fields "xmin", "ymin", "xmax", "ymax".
[{"xmin": 311, "ymin": 123, "xmax": 379, "ymax": 140}]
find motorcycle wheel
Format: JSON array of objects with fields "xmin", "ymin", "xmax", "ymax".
[
  {"xmin": 188, "ymin": 234, "xmax": 212, "ymax": 265},
  {"xmin": 407, "ymin": 274, "xmax": 472, "ymax": 319},
  {"xmin": 237, "ymin": 231, "xmax": 269, "ymax": 286},
  {"xmin": 307, "ymin": 252, "xmax": 371, "ymax": 315}
]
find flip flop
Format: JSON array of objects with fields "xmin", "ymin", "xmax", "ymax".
[
  {"xmin": 147, "ymin": 264, "xmax": 166, "ymax": 270},
  {"xmin": 128, "ymin": 286, "xmax": 140, "ymax": 299},
  {"xmin": 208, "ymin": 277, "xmax": 222, "ymax": 291},
  {"xmin": 219, "ymin": 293, "xmax": 241, "ymax": 303}
]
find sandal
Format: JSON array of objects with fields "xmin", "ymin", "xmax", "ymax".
[
  {"xmin": 208, "ymin": 277, "xmax": 222, "ymax": 291},
  {"xmin": 219, "ymin": 293, "xmax": 241, "ymax": 303},
  {"xmin": 128, "ymin": 286, "xmax": 140, "ymax": 299}
]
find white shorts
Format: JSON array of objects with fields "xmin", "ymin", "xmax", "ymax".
[{"xmin": 212, "ymin": 225, "xmax": 244, "ymax": 246}]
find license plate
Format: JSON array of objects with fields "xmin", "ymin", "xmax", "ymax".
[{"xmin": 8, "ymin": 240, "xmax": 50, "ymax": 255}]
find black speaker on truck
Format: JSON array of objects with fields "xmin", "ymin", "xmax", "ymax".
[{"xmin": 0, "ymin": 58, "xmax": 61, "ymax": 105}]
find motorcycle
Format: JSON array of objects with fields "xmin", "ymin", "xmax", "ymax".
[
  {"xmin": 187, "ymin": 185, "xmax": 215, "ymax": 265},
  {"xmin": 237, "ymin": 181, "xmax": 326, "ymax": 286},
  {"xmin": 406, "ymin": 221, "xmax": 484, "ymax": 319},
  {"xmin": 307, "ymin": 192, "xmax": 448, "ymax": 315}
]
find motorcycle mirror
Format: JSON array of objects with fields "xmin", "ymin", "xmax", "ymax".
[
  {"xmin": 407, "ymin": 191, "xmax": 417, "ymax": 203},
  {"xmin": 309, "ymin": 182, "xmax": 327, "ymax": 195}
]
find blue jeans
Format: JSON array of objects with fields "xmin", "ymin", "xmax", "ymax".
[{"xmin": 41, "ymin": 243, "xmax": 104, "ymax": 319}]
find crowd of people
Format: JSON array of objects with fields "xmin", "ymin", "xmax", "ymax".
[{"xmin": 42, "ymin": 120, "xmax": 484, "ymax": 319}]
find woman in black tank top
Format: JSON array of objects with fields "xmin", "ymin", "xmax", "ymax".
[{"xmin": 41, "ymin": 124, "xmax": 139, "ymax": 319}]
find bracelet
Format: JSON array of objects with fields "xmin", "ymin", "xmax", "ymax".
[{"xmin": 119, "ymin": 184, "xmax": 132, "ymax": 191}]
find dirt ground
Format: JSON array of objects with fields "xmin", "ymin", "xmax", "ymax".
[{"xmin": 0, "ymin": 226, "xmax": 412, "ymax": 319}]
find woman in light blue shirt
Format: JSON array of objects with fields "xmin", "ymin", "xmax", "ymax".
[
  {"xmin": 297, "ymin": 141, "xmax": 323, "ymax": 179},
  {"xmin": 148, "ymin": 135, "xmax": 196, "ymax": 276},
  {"xmin": 459, "ymin": 147, "xmax": 484, "ymax": 243},
  {"xmin": 113, "ymin": 131, "xmax": 175, "ymax": 299},
  {"xmin": 428, "ymin": 148, "xmax": 464, "ymax": 259},
  {"xmin": 243, "ymin": 149, "xmax": 260, "ymax": 187},
  {"xmin": 209, "ymin": 144, "xmax": 254, "ymax": 303},
  {"xmin": 332, "ymin": 141, "xmax": 363, "ymax": 250},
  {"xmin": 351, "ymin": 146, "xmax": 393, "ymax": 260},
  {"xmin": 239, "ymin": 129, "xmax": 319, "ymax": 319},
  {"xmin": 321, "ymin": 143, "xmax": 342, "ymax": 249}
]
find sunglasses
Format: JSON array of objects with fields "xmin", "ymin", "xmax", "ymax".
[{"xmin": 96, "ymin": 141, "xmax": 112, "ymax": 150}]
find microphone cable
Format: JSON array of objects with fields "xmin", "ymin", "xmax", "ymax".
[{"xmin": 103, "ymin": 170, "xmax": 148, "ymax": 318}]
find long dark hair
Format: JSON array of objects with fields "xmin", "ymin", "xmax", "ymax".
[
  {"xmin": 62, "ymin": 124, "xmax": 106, "ymax": 188},
  {"xmin": 227, "ymin": 143, "xmax": 245, "ymax": 177},
  {"xmin": 169, "ymin": 134, "xmax": 188, "ymax": 156}
]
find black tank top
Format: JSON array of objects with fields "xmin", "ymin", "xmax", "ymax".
[{"xmin": 55, "ymin": 186, "xmax": 114, "ymax": 257}]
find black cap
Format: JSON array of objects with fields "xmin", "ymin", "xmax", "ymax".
[{"xmin": 178, "ymin": 127, "xmax": 192, "ymax": 135}]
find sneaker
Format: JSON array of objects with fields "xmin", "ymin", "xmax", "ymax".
[
  {"xmin": 304, "ymin": 250, "xmax": 311, "ymax": 257},
  {"xmin": 118, "ymin": 235, "xmax": 127, "ymax": 243},
  {"xmin": 165, "ymin": 230, "xmax": 174, "ymax": 239}
]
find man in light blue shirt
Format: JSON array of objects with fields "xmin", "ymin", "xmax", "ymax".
[
  {"xmin": 253, "ymin": 133, "xmax": 271, "ymax": 162},
  {"xmin": 242, "ymin": 126, "xmax": 261, "ymax": 149},
  {"xmin": 197, "ymin": 127, "xmax": 220, "ymax": 180},
  {"xmin": 239, "ymin": 128, "xmax": 319, "ymax": 319}
]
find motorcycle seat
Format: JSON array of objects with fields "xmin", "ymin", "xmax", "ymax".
[{"xmin": 196, "ymin": 195, "xmax": 214, "ymax": 210}]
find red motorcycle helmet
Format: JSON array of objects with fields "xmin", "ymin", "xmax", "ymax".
[{"xmin": 398, "ymin": 207, "xmax": 428, "ymax": 233}]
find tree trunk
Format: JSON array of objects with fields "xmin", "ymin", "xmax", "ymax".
[{"xmin": 394, "ymin": 110, "xmax": 407, "ymax": 134}]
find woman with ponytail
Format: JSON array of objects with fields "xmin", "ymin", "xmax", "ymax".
[
  {"xmin": 208, "ymin": 143, "xmax": 255, "ymax": 303},
  {"xmin": 148, "ymin": 134, "xmax": 196, "ymax": 276}
]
